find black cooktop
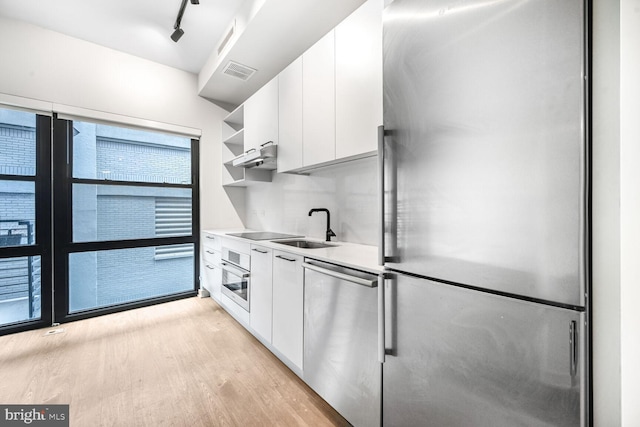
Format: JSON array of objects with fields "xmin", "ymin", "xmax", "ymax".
[{"xmin": 227, "ymin": 231, "xmax": 303, "ymax": 241}]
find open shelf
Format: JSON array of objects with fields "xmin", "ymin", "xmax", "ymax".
[{"xmin": 223, "ymin": 128, "xmax": 244, "ymax": 147}]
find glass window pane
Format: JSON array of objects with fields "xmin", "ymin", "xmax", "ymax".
[
  {"xmin": 0, "ymin": 256, "xmax": 41, "ymax": 325},
  {"xmin": 0, "ymin": 180, "xmax": 35, "ymax": 247},
  {"xmin": 72, "ymin": 184, "xmax": 192, "ymax": 242},
  {"xmin": 0, "ymin": 108, "xmax": 36, "ymax": 176},
  {"xmin": 68, "ymin": 246, "xmax": 194, "ymax": 313},
  {"xmin": 72, "ymin": 121, "xmax": 191, "ymax": 184}
]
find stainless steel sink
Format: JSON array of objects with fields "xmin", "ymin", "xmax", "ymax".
[{"xmin": 272, "ymin": 239, "xmax": 334, "ymax": 249}]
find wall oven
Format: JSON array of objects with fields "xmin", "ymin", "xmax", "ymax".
[{"xmin": 220, "ymin": 246, "xmax": 251, "ymax": 312}]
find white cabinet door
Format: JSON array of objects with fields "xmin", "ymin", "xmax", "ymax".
[
  {"xmin": 272, "ymin": 250, "xmax": 304, "ymax": 370},
  {"xmin": 303, "ymin": 30, "xmax": 335, "ymax": 167},
  {"xmin": 202, "ymin": 250, "xmax": 222, "ymax": 300},
  {"xmin": 202, "ymin": 232, "xmax": 222, "ymax": 300},
  {"xmin": 278, "ymin": 57, "xmax": 304, "ymax": 173},
  {"xmin": 335, "ymin": 0, "xmax": 383, "ymax": 159},
  {"xmin": 244, "ymin": 76, "xmax": 279, "ymax": 152},
  {"xmin": 249, "ymin": 245, "xmax": 273, "ymax": 343},
  {"xmin": 202, "ymin": 260, "xmax": 222, "ymax": 300}
]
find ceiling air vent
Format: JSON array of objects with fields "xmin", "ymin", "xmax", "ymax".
[
  {"xmin": 222, "ymin": 61, "xmax": 257, "ymax": 81},
  {"xmin": 217, "ymin": 22, "xmax": 235, "ymax": 56}
]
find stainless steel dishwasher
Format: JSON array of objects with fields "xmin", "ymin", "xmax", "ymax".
[{"xmin": 302, "ymin": 259, "xmax": 380, "ymax": 427}]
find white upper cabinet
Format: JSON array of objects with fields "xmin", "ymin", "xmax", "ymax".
[
  {"xmin": 335, "ymin": 0, "xmax": 383, "ymax": 159},
  {"xmin": 283, "ymin": 0, "xmax": 382, "ymax": 172},
  {"xmin": 302, "ymin": 30, "xmax": 336, "ymax": 167},
  {"xmin": 278, "ymin": 57, "xmax": 304, "ymax": 173},
  {"xmin": 221, "ymin": 0, "xmax": 382, "ymax": 177},
  {"xmin": 244, "ymin": 76, "xmax": 279, "ymax": 152}
]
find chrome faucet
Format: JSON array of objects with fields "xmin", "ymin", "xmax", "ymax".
[{"xmin": 308, "ymin": 208, "xmax": 336, "ymax": 242}]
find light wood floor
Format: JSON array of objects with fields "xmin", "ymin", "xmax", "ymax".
[{"xmin": 0, "ymin": 297, "xmax": 349, "ymax": 427}]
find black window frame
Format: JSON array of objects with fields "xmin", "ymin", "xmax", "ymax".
[
  {"xmin": 52, "ymin": 116, "xmax": 200, "ymax": 323},
  {"xmin": 0, "ymin": 114, "xmax": 53, "ymax": 336}
]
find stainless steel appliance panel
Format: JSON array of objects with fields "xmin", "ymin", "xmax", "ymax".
[
  {"xmin": 303, "ymin": 260, "xmax": 380, "ymax": 427},
  {"xmin": 382, "ymin": 273, "xmax": 586, "ymax": 426},
  {"xmin": 221, "ymin": 246, "xmax": 251, "ymax": 312},
  {"xmin": 220, "ymin": 261, "xmax": 250, "ymax": 312},
  {"xmin": 382, "ymin": 0, "xmax": 586, "ymax": 307}
]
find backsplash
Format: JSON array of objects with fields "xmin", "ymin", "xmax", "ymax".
[{"xmin": 244, "ymin": 156, "xmax": 378, "ymax": 246}]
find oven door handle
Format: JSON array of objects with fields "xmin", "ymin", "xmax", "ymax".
[{"xmin": 220, "ymin": 261, "xmax": 250, "ymax": 278}]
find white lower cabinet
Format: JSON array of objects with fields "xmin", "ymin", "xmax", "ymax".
[
  {"xmin": 272, "ymin": 250, "xmax": 304, "ymax": 370},
  {"xmin": 202, "ymin": 233, "xmax": 222, "ymax": 300},
  {"xmin": 202, "ymin": 255, "xmax": 222, "ymax": 301},
  {"xmin": 249, "ymin": 245, "xmax": 273, "ymax": 343}
]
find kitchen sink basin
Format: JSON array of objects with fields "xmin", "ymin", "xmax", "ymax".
[{"xmin": 272, "ymin": 239, "xmax": 335, "ymax": 249}]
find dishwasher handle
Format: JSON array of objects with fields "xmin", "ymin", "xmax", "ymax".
[{"xmin": 302, "ymin": 262, "xmax": 378, "ymax": 288}]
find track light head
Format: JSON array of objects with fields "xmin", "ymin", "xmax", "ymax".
[
  {"xmin": 171, "ymin": 27, "xmax": 184, "ymax": 42},
  {"xmin": 190, "ymin": 0, "xmax": 199, "ymax": 4}
]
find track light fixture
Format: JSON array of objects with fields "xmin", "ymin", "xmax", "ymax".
[{"xmin": 171, "ymin": 0, "xmax": 198, "ymax": 42}]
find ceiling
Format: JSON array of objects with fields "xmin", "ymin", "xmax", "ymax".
[
  {"xmin": 197, "ymin": 0, "xmax": 367, "ymax": 107},
  {"xmin": 0, "ymin": 0, "xmax": 245, "ymax": 74},
  {"xmin": 0, "ymin": 0, "xmax": 368, "ymax": 107}
]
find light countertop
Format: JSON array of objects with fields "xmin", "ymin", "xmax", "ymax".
[{"xmin": 202, "ymin": 229, "xmax": 382, "ymax": 274}]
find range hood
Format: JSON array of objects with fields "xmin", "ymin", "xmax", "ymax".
[{"xmin": 232, "ymin": 142, "xmax": 277, "ymax": 170}]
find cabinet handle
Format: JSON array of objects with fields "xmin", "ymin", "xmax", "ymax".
[
  {"xmin": 206, "ymin": 250, "xmax": 215, "ymax": 254},
  {"xmin": 260, "ymin": 141, "xmax": 274, "ymax": 147},
  {"xmin": 205, "ymin": 235, "xmax": 216, "ymax": 240},
  {"xmin": 275, "ymin": 255, "xmax": 296, "ymax": 262},
  {"xmin": 252, "ymin": 248, "xmax": 268, "ymax": 254},
  {"xmin": 205, "ymin": 264, "xmax": 215, "ymax": 270}
]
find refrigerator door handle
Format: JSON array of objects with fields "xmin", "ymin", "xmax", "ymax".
[
  {"xmin": 378, "ymin": 272, "xmax": 386, "ymax": 363},
  {"xmin": 378, "ymin": 125, "xmax": 386, "ymax": 266},
  {"xmin": 570, "ymin": 320, "xmax": 578, "ymax": 378}
]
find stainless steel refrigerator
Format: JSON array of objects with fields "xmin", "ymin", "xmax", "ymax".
[{"xmin": 379, "ymin": 0, "xmax": 588, "ymax": 425}]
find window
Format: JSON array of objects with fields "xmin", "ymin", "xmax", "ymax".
[
  {"xmin": 72, "ymin": 185, "xmax": 192, "ymax": 243},
  {"xmin": 1, "ymin": 105, "xmax": 199, "ymax": 333},
  {"xmin": 56, "ymin": 119, "xmax": 199, "ymax": 319},
  {"xmin": 68, "ymin": 246, "xmax": 194, "ymax": 313},
  {"xmin": 0, "ymin": 107, "xmax": 52, "ymax": 333}
]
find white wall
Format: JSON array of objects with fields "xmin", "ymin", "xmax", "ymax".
[
  {"xmin": 592, "ymin": 0, "xmax": 621, "ymax": 424},
  {"xmin": 0, "ymin": 16, "xmax": 243, "ymax": 231},
  {"xmin": 592, "ymin": 0, "xmax": 640, "ymax": 425},
  {"xmin": 245, "ymin": 156, "xmax": 378, "ymax": 245},
  {"xmin": 620, "ymin": 0, "xmax": 640, "ymax": 425}
]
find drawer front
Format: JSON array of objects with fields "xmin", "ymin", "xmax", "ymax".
[
  {"xmin": 202, "ymin": 232, "xmax": 222, "ymax": 251},
  {"xmin": 203, "ymin": 247, "xmax": 221, "ymax": 266},
  {"xmin": 201, "ymin": 261, "xmax": 220, "ymax": 294}
]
